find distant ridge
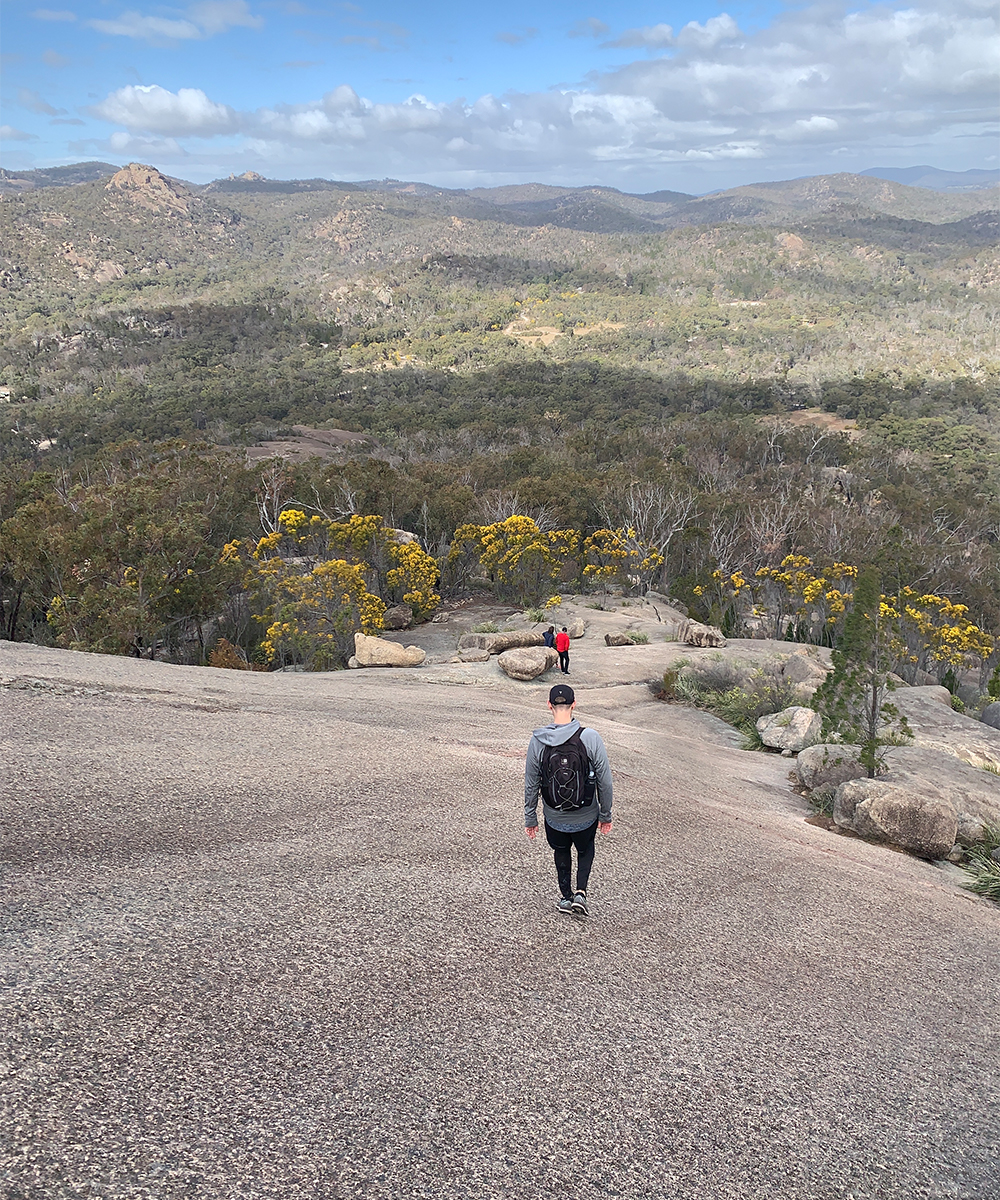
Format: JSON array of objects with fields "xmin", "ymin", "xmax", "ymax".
[
  {"xmin": 860, "ymin": 166, "xmax": 1000, "ymax": 193},
  {"xmin": 0, "ymin": 161, "xmax": 119, "ymax": 192},
  {"xmin": 3, "ymin": 163, "xmax": 996, "ymax": 233}
]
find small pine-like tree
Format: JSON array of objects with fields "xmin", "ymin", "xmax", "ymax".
[{"xmin": 813, "ymin": 567, "xmax": 912, "ymax": 778}]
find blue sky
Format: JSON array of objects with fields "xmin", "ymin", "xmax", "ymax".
[{"xmin": 1, "ymin": 0, "xmax": 997, "ymax": 191}]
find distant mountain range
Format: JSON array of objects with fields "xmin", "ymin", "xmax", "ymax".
[
  {"xmin": 2, "ymin": 161, "xmax": 998, "ymax": 204},
  {"xmin": 859, "ymin": 166, "xmax": 1000, "ymax": 193}
]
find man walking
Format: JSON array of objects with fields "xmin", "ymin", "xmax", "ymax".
[
  {"xmin": 555, "ymin": 626, "xmax": 571, "ymax": 673},
  {"xmin": 524, "ymin": 683, "xmax": 613, "ymax": 915}
]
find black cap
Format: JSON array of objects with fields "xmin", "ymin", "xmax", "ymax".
[{"xmin": 549, "ymin": 683, "xmax": 575, "ymax": 706}]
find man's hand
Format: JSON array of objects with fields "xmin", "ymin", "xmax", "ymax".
[
  {"xmin": 598, "ymin": 821, "xmax": 613, "ymax": 836},
  {"xmin": 525, "ymin": 825, "xmax": 537, "ymax": 840}
]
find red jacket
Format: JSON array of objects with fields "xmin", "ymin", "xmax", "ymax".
[{"xmin": 555, "ymin": 631, "xmax": 570, "ymax": 653}]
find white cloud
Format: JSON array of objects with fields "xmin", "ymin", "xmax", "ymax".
[
  {"xmin": 87, "ymin": 0, "xmax": 999, "ymax": 186},
  {"xmin": 88, "ymin": 0, "xmax": 261, "ymax": 44},
  {"xmin": 606, "ymin": 24, "xmax": 674, "ymax": 50},
  {"xmin": 108, "ymin": 131, "xmax": 185, "ymax": 155},
  {"xmin": 31, "ymin": 8, "xmax": 76, "ymax": 20},
  {"xmin": 93, "ymin": 85, "xmax": 239, "ymax": 135},
  {"xmin": 675, "ymin": 15, "xmax": 740, "ymax": 49},
  {"xmin": 0, "ymin": 125, "xmax": 38, "ymax": 141}
]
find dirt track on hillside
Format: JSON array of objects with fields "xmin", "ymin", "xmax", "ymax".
[{"xmin": 2, "ymin": 641, "xmax": 998, "ymax": 1200}]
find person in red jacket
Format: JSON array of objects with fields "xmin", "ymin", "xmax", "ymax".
[{"xmin": 554, "ymin": 626, "xmax": 571, "ymax": 673}]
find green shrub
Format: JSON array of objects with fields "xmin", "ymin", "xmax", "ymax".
[
  {"xmin": 658, "ymin": 667, "xmax": 681, "ymax": 700},
  {"xmin": 675, "ymin": 661, "xmax": 798, "ymax": 747},
  {"xmin": 626, "ymin": 630, "xmax": 650, "ymax": 644},
  {"xmin": 471, "ymin": 621, "xmax": 500, "ymax": 633},
  {"xmin": 809, "ymin": 788, "xmax": 836, "ymax": 818},
  {"xmin": 950, "ymin": 694, "xmax": 966, "ymax": 713},
  {"xmin": 524, "ymin": 608, "xmax": 545, "ymax": 623},
  {"xmin": 961, "ymin": 850, "xmax": 1000, "ymax": 903}
]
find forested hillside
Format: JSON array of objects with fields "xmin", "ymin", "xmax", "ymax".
[{"xmin": 1, "ymin": 163, "xmax": 998, "ymax": 670}]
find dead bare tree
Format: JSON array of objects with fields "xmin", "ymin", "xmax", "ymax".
[
  {"xmin": 256, "ymin": 462, "xmax": 295, "ymax": 535},
  {"xmin": 308, "ymin": 479, "xmax": 360, "ymax": 523},
  {"xmin": 745, "ymin": 496, "xmax": 800, "ymax": 565},
  {"xmin": 474, "ymin": 489, "xmax": 559, "ymax": 531},
  {"xmin": 707, "ymin": 513, "xmax": 753, "ymax": 579},
  {"xmin": 600, "ymin": 482, "xmax": 700, "ymax": 561}
]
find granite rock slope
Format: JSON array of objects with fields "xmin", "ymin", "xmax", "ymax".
[{"xmin": 2, "ymin": 641, "xmax": 998, "ymax": 1200}]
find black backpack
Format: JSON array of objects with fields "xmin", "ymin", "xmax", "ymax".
[{"xmin": 540, "ymin": 729, "xmax": 597, "ymax": 811}]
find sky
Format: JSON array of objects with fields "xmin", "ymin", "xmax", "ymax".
[{"xmin": 1, "ymin": 0, "xmax": 997, "ymax": 192}]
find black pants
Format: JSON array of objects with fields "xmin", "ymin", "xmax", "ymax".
[
  {"xmin": 545, "ymin": 819, "xmax": 598, "ymax": 899},
  {"xmin": 558, "ymin": 650, "xmax": 570, "ymax": 673}
]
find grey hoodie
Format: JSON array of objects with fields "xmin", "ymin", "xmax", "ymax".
[{"xmin": 524, "ymin": 717, "xmax": 613, "ymax": 833}]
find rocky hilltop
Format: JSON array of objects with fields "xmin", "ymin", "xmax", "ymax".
[{"xmin": 104, "ymin": 162, "xmax": 193, "ymax": 214}]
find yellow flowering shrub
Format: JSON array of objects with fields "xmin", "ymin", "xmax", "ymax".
[
  {"xmin": 449, "ymin": 516, "xmax": 578, "ymax": 604},
  {"xmin": 386, "ymin": 540, "xmax": 441, "ymax": 621},
  {"xmin": 892, "ymin": 588, "xmax": 994, "ymax": 675},
  {"xmin": 753, "ymin": 556, "xmax": 858, "ymax": 639},
  {"xmin": 225, "ymin": 509, "xmax": 441, "ymax": 668},
  {"xmin": 255, "ymin": 557, "xmax": 385, "ymax": 669},
  {"xmin": 707, "ymin": 552, "xmax": 993, "ymax": 679},
  {"xmin": 583, "ymin": 528, "xmax": 664, "ymax": 595}
]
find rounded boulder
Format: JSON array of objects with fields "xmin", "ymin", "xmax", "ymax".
[
  {"xmin": 498, "ymin": 646, "xmax": 559, "ymax": 681},
  {"xmin": 756, "ymin": 706, "xmax": 822, "ymax": 753}
]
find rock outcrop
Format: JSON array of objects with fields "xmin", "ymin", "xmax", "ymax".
[
  {"xmin": 105, "ymin": 163, "xmax": 191, "ymax": 213},
  {"xmin": 497, "ymin": 646, "xmax": 559, "ymax": 680},
  {"xmin": 980, "ymin": 701, "xmax": 1000, "ymax": 731},
  {"xmin": 567, "ymin": 620, "xmax": 585, "ymax": 639},
  {"xmin": 458, "ymin": 630, "xmax": 545, "ymax": 655},
  {"xmin": 678, "ymin": 620, "xmax": 727, "ymax": 648},
  {"xmin": 796, "ymin": 744, "xmax": 866, "ymax": 792},
  {"xmin": 354, "ymin": 632, "xmax": 425, "ymax": 667},
  {"xmin": 382, "ymin": 604, "xmax": 413, "ymax": 631},
  {"xmin": 781, "ymin": 653, "xmax": 830, "ymax": 699},
  {"xmin": 604, "ymin": 633, "xmax": 634, "ymax": 647},
  {"xmin": 833, "ymin": 779, "xmax": 958, "ymax": 860},
  {"xmin": 756, "ymin": 706, "xmax": 822, "ymax": 753},
  {"xmin": 818, "ymin": 686, "xmax": 1000, "ymax": 854}
]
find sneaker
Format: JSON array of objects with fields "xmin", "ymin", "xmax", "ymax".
[
  {"xmin": 571, "ymin": 891, "xmax": 589, "ymax": 915},
  {"xmin": 557, "ymin": 897, "xmax": 575, "ymax": 915}
]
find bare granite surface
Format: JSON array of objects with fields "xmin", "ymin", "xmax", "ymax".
[{"xmin": 2, "ymin": 639, "xmax": 999, "ymax": 1200}]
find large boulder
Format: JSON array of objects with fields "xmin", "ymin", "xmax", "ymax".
[
  {"xmin": 498, "ymin": 646, "xmax": 559, "ymax": 681},
  {"xmin": 796, "ymin": 744, "xmax": 866, "ymax": 792},
  {"xmin": 833, "ymin": 779, "xmax": 958, "ymax": 860},
  {"xmin": 756, "ymin": 706, "xmax": 823, "ymax": 753},
  {"xmin": 567, "ymin": 619, "xmax": 585, "ymax": 639},
  {"xmin": 867, "ymin": 745, "xmax": 1000, "ymax": 847},
  {"xmin": 458, "ymin": 630, "xmax": 545, "ymax": 655},
  {"xmin": 354, "ymin": 632, "xmax": 426, "ymax": 668},
  {"xmin": 893, "ymin": 686, "xmax": 1000, "ymax": 773},
  {"xmin": 980, "ymin": 701, "xmax": 1000, "ymax": 731},
  {"xmin": 678, "ymin": 620, "xmax": 727, "ymax": 648},
  {"xmin": 382, "ymin": 604, "xmax": 413, "ymax": 631},
  {"xmin": 782, "ymin": 653, "xmax": 829, "ymax": 687},
  {"xmin": 604, "ymin": 633, "xmax": 634, "ymax": 647}
]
